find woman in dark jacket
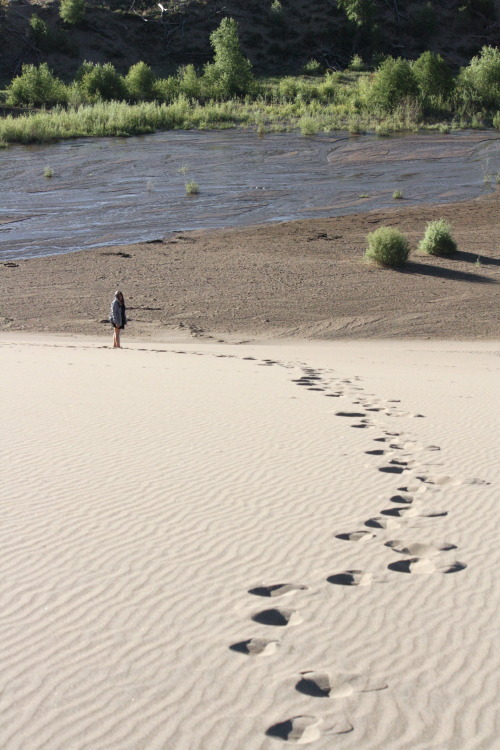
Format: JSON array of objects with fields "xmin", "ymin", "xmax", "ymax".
[{"xmin": 110, "ymin": 291, "xmax": 126, "ymax": 348}]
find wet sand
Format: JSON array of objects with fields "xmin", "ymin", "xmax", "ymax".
[
  {"xmin": 1, "ymin": 190, "xmax": 499, "ymax": 340},
  {"xmin": 1, "ymin": 130, "xmax": 498, "ymax": 260}
]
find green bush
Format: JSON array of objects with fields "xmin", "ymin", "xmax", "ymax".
[
  {"xmin": 153, "ymin": 76, "xmax": 180, "ymax": 103},
  {"xmin": 457, "ymin": 46, "xmax": 500, "ymax": 111},
  {"xmin": 7, "ymin": 63, "xmax": 67, "ymax": 107},
  {"xmin": 203, "ymin": 17, "xmax": 254, "ymax": 97},
  {"xmin": 76, "ymin": 62, "xmax": 126, "ymax": 102},
  {"xmin": 364, "ymin": 226, "xmax": 410, "ymax": 266},
  {"xmin": 125, "ymin": 62, "xmax": 156, "ymax": 102},
  {"xmin": 337, "ymin": 0, "xmax": 375, "ymax": 27},
  {"xmin": 418, "ymin": 219, "xmax": 457, "ymax": 256},
  {"xmin": 29, "ymin": 15, "xmax": 52, "ymax": 52},
  {"xmin": 412, "ymin": 51, "xmax": 453, "ymax": 100},
  {"xmin": 370, "ymin": 57, "xmax": 418, "ymax": 112},
  {"xmin": 178, "ymin": 64, "xmax": 203, "ymax": 100},
  {"xmin": 59, "ymin": 0, "xmax": 85, "ymax": 26}
]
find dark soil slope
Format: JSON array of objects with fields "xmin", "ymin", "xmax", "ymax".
[{"xmin": 1, "ymin": 0, "xmax": 498, "ymax": 83}]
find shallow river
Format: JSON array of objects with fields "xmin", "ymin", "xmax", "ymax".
[{"xmin": 0, "ymin": 130, "xmax": 498, "ymax": 260}]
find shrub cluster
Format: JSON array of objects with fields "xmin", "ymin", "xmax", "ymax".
[{"xmin": 365, "ymin": 220, "xmax": 457, "ymax": 267}]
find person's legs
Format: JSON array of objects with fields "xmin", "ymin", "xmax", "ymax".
[{"xmin": 113, "ymin": 326, "xmax": 121, "ymax": 348}]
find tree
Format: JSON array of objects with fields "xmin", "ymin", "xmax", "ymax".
[
  {"xmin": 370, "ymin": 57, "xmax": 418, "ymax": 111},
  {"xmin": 457, "ymin": 45, "xmax": 500, "ymax": 110},
  {"xmin": 203, "ymin": 17, "xmax": 254, "ymax": 97},
  {"xmin": 7, "ymin": 63, "xmax": 67, "ymax": 106},
  {"xmin": 337, "ymin": 0, "xmax": 375, "ymax": 27},
  {"xmin": 125, "ymin": 62, "xmax": 156, "ymax": 102},
  {"xmin": 59, "ymin": 0, "xmax": 85, "ymax": 26},
  {"xmin": 412, "ymin": 51, "xmax": 453, "ymax": 100},
  {"xmin": 76, "ymin": 62, "xmax": 126, "ymax": 101}
]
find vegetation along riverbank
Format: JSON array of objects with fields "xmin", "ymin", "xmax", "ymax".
[{"xmin": 0, "ymin": 2, "xmax": 499, "ymax": 145}]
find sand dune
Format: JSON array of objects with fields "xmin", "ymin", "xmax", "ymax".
[{"xmin": 0, "ymin": 334, "xmax": 498, "ymax": 749}]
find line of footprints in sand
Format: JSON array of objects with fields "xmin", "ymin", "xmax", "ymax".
[{"xmin": 229, "ymin": 363, "xmax": 490, "ymax": 745}]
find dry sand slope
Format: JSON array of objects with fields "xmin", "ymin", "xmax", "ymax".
[{"xmin": 0, "ymin": 335, "xmax": 498, "ymax": 750}]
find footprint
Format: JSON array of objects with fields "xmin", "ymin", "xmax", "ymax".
[
  {"xmin": 389, "ymin": 493, "xmax": 414, "ymax": 504},
  {"xmin": 365, "ymin": 516, "xmax": 401, "ymax": 529},
  {"xmin": 416, "ymin": 474, "xmax": 489, "ymax": 487},
  {"xmin": 335, "ymin": 411, "xmax": 365, "ymax": 418},
  {"xmin": 327, "ymin": 570, "xmax": 374, "ymax": 586},
  {"xmin": 335, "ymin": 531, "xmax": 376, "ymax": 542},
  {"xmin": 381, "ymin": 507, "xmax": 448, "ymax": 518},
  {"xmin": 229, "ymin": 638, "xmax": 280, "ymax": 656},
  {"xmin": 379, "ymin": 466, "xmax": 407, "ymax": 475},
  {"xmin": 266, "ymin": 716, "xmax": 352, "ymax": 743},
  {"xmin": 251, "ymin": 607, "xmax": 302, "ymax": 627},
  {"xmin": 296, "ymin": 670, "xmax": 388, "ymax": 699},
  {"xmin": 388, "ymin": 558, "xmax": 467, "ymax": 575},
  {"xmin": 248, "ymin": 583, "xmax": 308, "ymax": 598},
  {"xmin": 385, "ymin": 540, "xmax": 457, "ymax": 557}
]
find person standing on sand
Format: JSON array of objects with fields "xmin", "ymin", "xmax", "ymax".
[{"xmin": 110, "ymin": 291, "xmax": 126, "ymax": 348}]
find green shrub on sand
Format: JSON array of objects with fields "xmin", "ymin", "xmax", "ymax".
[
  {"xmin": 364, "ymin": 226, "xmax": 410, "ymax": 266},
  {"xmin": 418, "ymin": 219, "xmax": 457, "ymax": 256}
]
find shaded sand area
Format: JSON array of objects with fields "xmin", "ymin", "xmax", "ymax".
[
  {"xmin": 1, "ymin": 192, "xmax": 499, "ymax": 340},
  {"xmin": 0, "ymin": 335, "xmax": 498, "ymax": 749}
]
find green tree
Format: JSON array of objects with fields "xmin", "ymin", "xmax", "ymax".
[
  {"xmin": 457, "ymin": 45, "xmax": 500, "ymax": 110},
  {"xmin": 412, "ymin": 51, "xmax": 453, "ymax": 100},
  {"xmin": 59, "ymin": 0, "xmax": 85, "ymax": 25},
  {"xmin": 7, "ymin": 63, "xmax": 67, "ymax": 106},
  {"xmin": 203, "ymin": 17, "xmax": 254, "ymax": 97},
  {"xmin": 76, "ymin": 62, "xmax": 126, "ymax": 101},
  {"xmin": 125, "ymin": 62, "xmax": 156, "ymax": 102},
  {"xmin": 370, "ymin": 57, "xmax": 418, "ymax": 112},
  {"xmin": 337, "ymin": 0, "xmax": 374, "ymax": 27}
]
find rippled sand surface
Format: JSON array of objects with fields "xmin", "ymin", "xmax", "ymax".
[{"xmin": 1, "ymin": 130, "xmax": 498, "ymax": 260}]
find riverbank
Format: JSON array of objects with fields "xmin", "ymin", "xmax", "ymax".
[{"xmin": 1, "ymin": 191, "xmax": 499, "ymax": 341}]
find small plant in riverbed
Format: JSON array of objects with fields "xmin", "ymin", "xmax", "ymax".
[
  {"xmin": 418, "ymin": 219, "xmax": 457, "ymax": 256},
  {"xmin": 177, "ymin": 163, "xmax": 189, "ymax": 176},
  {"xmin": 44, "ymin": 167, "xmax": 53, "ymax": 178},
  {"xmin": 185, "ymin": 181, "xmax": 199, "ymax": 195},
  {"xmin": 393, "ymin": 189, "xmax": 403, "ymax": 199},
  {"xmin": 364, "ymin": 227, "xmax": 410, "ymax": 267},
  {"xmin": 475, "ymin": 256, "xmax": 482, "ymax": 266}
]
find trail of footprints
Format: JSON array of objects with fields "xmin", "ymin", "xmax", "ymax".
[{"xmin": 227, "ymin": 361, "xmax": 489, "ymax": 744}]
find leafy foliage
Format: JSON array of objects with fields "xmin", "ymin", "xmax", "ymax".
[
  {"xmin": 76, "ymin": 62, "xmax": 127, "ymax": 102},
  {"xmin": 337, "ymin": 0, "xmax": 374, "ymax": 27},
  {"xmin": 364, "ymin": 227, "xmax": 410, "ymax": 267},
  {"xmin": 59, "ymin": 0, "xmax": 85, "ymax": 26},
  {"xmin": 370, "ymin": 57, "xmax": 418, "ymax": 112},
  {"xmin": 412, "ymin": 52, "xmax": 453, "ymax": 100},
  {"xmin": 203, "ymin": 17, "xmax": 254, "ymax": 97},
  {"xmin": 125, "ymin": 62, "xmax": 156, "ymax": 102},
  {"xmin": 418, "ymin": 220, "xmax": 457, "ymax": 256},
  {"xmin": 457, "ymin": 46, "xmax": 500, "ymax": 110},
  {"xmin": 7, "ymin": 63, "xmax": 68, "ymax": 106}
]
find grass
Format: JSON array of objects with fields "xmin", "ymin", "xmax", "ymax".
[
  {"xmin": 185, "ymin": 181, "xmax": 199, "ymax": 195},
  {"xmin": 44, "ymin": 166, "xmax": 53, "ymax": 178},
  {"xmin": 393, "ymin": 190, "xmax": 403, "ymax": 199},
  {"xmin": 364, "ymin": 227, "xmax": 410, "ymax": 267},
  {"xmin": 0, "ymin": 67, "xmax": 496, "ymax": 146}
]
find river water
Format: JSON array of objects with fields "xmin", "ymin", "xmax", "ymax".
[{"xmin": 0, "ymin": 130, "xmax": 498, "ymax": 260}]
